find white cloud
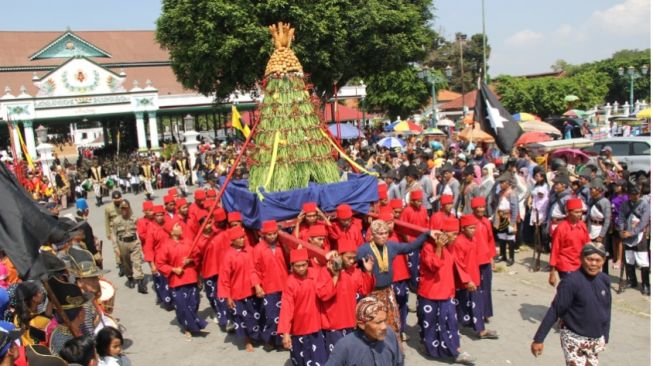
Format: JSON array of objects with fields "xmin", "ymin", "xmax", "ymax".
[
  {"xmin": 589, "ymin": 0, "xmax": 650, "ymax": 36},
  {"xmin": 505, "ymin": 30, "xmax": 543, "ymax": 46}
]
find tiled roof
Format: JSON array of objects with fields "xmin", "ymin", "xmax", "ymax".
[{"xmin": 0, "ymin": 30, "xmax": 191, "ymax": 96}]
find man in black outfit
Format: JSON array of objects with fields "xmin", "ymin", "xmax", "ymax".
[{"xmin": 531, "ymin": 243, "xmax": 611, "ymax": 365}]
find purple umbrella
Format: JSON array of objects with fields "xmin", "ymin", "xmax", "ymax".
[{"xmin": 549, "ymin": 148, "xmax": 590, "ymax": 164}]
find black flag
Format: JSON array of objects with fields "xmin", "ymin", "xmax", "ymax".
[
  {"xmin": 0, "ymin": 164, "xmax": 60, "ymax": 279},
  {"xmin": 474, "ymin": 83, "xmax": 523, "ymax": 153}
]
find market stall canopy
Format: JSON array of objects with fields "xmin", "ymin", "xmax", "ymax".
[
  {"xmin": 563, "ymin": 109, "xmax": 589, "ymax": 118},
  {"xmin": 321, "ymin": 102, "xmax": 363, "ymax": 122},
  {"xmin": 457, "ymin": 123, "xmax": 495, "ymax": 143},
  {"xmin": 512, "ymin": 112, "xmax": 540, "ymax": 122},
  {"xmin": 519, "ymin": 120, "xmax": 562, "ymax": 136},
  {"xmin": 564, "ymin": 95, "xmax": 580, "ymax": 102},
  {"xmin": 421, "ymin": 127, "xmax": 445, "ymax": 135},
  {"xmin": 327, "ymin": 123, "xmax": 364, "ymax": 140},
  {"xmin": 377, "ymin": 136, "xmax": 406, "ymax": 148},
  {"xmin": 515, "ymin": 131, "xmax": 553, "ymax": 146},
  {"xmin": 393, "ymin": 120, "xmax": 423, "ymax": 133},
  {"xmin": 550, "ymin": 148, "xmax": 590, "ymax": 164}
]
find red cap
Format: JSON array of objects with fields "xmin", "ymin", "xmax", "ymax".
[
  {"xmin": 207, "ymin": 189, "xmax": 217, "ymax": 198},
  {"xmin": 290, "ymin": 248, "xmax": 309, "ymax": 263},
  {"xmin": 389, "ymin": 199, "xmax": 404, "ymax": 209},
  {"xmin": 227, "ymin": 226, "xmax": 246, "ymax": 241},
  {"xmin": 152, "ymin": 205, "xmax": 165, "ymax": 214},
  {"xmin": 213, "ymin": 208, "xmax": 226, "ymax": 222},
  {"xmin": 163, "ymin": 220, "xmax": 176, "ymax": 234},
  {"xmin": 302, "ymin": 202, "xmax": 317, "ymax": 213},
  {"xmin": 460, "ymin": 214, "xmax": 477, "ymax": 227},
  {"xmin": 175, "ymin": 198, "xmax": 188, "ymax": 209},
  {"xmin": 307, "ymin": 224, "xmax": 327, "ymax": 238},
  {"xmin": 471, "ymin": 197, "xmax": 486, "ymax": 209},
  {"xmin": 566, "ymin": 198, "xmax": 583, "ymax": 211},
  {"xmin": 261, "ymin": 220, "xmax": 278, "ymax": 234},
  {"xmin": 338, "ymin": 239, "xmax": 358, "ymax": 254},
  {"xmin": 203, "ymin": 199, "xmax": 215, "ymax": 210},
  {"xmin": 163, "ymin": 195, "xmax": 175, "ymax": 204},
  {"xmin": 194, "ymin": 190, "xmax": 206, "ymax": 200},
  {"xmin": 167, "ymin": 188, "xmax": 178, "ymax": 196},
  {"xmin": 442, "ymin": 217, "xmax": 460, "ymax": 233},
  {"xmin": 441, "ymin": 195, "xmax": 454, "ymax": 205},
  {"xmin": 336, "ymin": 204, "xmax": 353, "ymax": 219},
  {"xmin": 377, "ymin": 185, "xmax": 388, "ymax": 200},
  {"xmin": 409, "ymin": 190, "xmax": 423, "ymax": 200},
  {"xmin": 142, "ymin": 201, "xmax": 154, "ymax": 211},
  {"xmin": 227, "ymin": 211, "xmax": 242, "ymax": 223}
]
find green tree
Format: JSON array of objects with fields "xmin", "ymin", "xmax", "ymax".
[
  {"xmin": 567, "ymin": 49, "xmax": 651, "ymax": 105},
  {"xmin": 156, "ymin": 0, "xmax": 435, "ymax": 101},
  {"xmin": 425, "ymin": 32, "xmax": 490, "ymax": 94},
  {"xmin": 494, "ymin": 71, "xmax": 610, "ymax": 117},
  {"xmin": 364, "ymin": 67, "xmax": 431, "ymax": 120}
]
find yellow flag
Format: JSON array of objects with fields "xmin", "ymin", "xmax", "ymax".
[
  {"xmin": 15, "ymin": 125, "xmax": 35, "ymax": 170},
  {"xmin": 231, "ymin": 105, "xmax": 251, "ymax": 138}
]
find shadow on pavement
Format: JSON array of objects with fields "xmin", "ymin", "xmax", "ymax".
[{"xmin": 519, "ymin": 303, "xmax": 549, "ymax": 323}]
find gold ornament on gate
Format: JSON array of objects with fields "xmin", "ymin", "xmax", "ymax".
[{"xmin": 264, "ymin": 22, "xmax": 303, "ymax": 77}]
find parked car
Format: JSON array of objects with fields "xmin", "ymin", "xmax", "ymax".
[{"xmin": 583, "ymin": 137, "xmax": 651, "ymax": 176}]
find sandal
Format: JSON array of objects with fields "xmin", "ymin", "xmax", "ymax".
[{"xmin": 479, "ymin": 330, "xmax": 499, "ymax": 339}]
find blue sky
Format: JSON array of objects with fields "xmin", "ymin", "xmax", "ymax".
[{"xmin": 2, "ymin": 0, "xmax": 650, "ymax": 76}]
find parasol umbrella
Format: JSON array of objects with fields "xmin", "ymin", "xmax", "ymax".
[
  {"xmin": 519, "ymin": 120, "xmax": 562, "ymax": 136},
  {"xmin": 549, "ymin": 148, "xmax": 590, "ymax": 164},
  {"xmin": 327, "ymin": 123, "xmax": 364, "ymax": 139},
  {"xmin": 377, "ymin": 136, "xmax": 406, "ymax": 149},
  {"xmin": 636, "ymin": 108, "xmax": 651, "ymax": 119},
  {"xmin": 436, "ymin": 119, "xmax": 455, "ymax": 127},
  {"xmin": 515, "ymin": 131, "xmax": 552, "ymax": 146},
  {"xmin": 512, "ymin": 112, "xmax": 540, "ymax": 122},
  {"xmin": 563, "ymin": 109, "xmax": 588, "ymax": 118},
  {"xmin": 383, "ymin": 121, "xmax": 399, "ymax": 132},
  {"xmin": 421, "ymin": 127, "xmax": 445, "ymax": 135},
  {"xmin": 393, "ymin": 120, "xmax": 423, "ymax": 133},
  {"xmin": 457, "ymin": 123, "xmax": 495, "ymax": 143},
  {"xmin": 564, "ymin": 95, "xmax": 580, "ymax": 102}
]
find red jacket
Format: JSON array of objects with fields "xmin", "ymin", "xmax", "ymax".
[
  {"xmin": 188, "ymin": 203, "xmax": 208, "ymax": 234},
  {"xmin": 400, "ymin": 205, "xmax": 429, "ymax": 229},
  {"xmin": 136, "ymin": 217, "xmax": 151, "ymax": 245},
  {"xmin": 155, "ymin": 237, "xmax": 199, "ymax": 288},
  {"xmin": 430, "ymin": 210, "xmax": 453, "ymax": 230},
  {"xmin": 418, "ymin": 244, "xmax": 457, "ymax": 300},
  {"xmin": 473, "ymin": 215, "xmax": 496, "ymax": 265},
  {"xmin": 316, "ymin": 266, "xmax": 374, "ymax": 330},
  {"xmin": 143, "ymin": 222, "xmax": 167, "ymax": 262},
  {"xmin": 328, "ymin": 219, "xmax": 365, "ymax": 249},
  {"xmin": 278, "ymin": 268, "xmax": 322, "ymax": 336},
  {"xmin": 252, "ymin": 240, "xmax": 289, "ymax": 294},
  {"xmin": 218, "ymin": 247, "xmax": 260, "ymax": 301},
  {"xmin": 551, "ymin": 219, "xmax": 590, "ymax": 272},
  {"xmin": 451, "ymin": 234, "xmax": 481, "ymax": 287}
]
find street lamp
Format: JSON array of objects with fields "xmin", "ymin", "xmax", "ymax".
[
  {"xmin": 183, "ymin": 114, "xmax": 195, "ymax": 132},
  {"xmin": 618, "ymin": 64, "xmax": 648, "ymax": 112},
  {"xmin": 456, "ymin": 33, "xmax": 468, "ymax": 116},
  {"xmin": 35, "ymin": 124, "xmax": 55, "ymax": 181},
  {"xmin": 418, "ymin": 66, "xmax": 452, "ymax": 128}
]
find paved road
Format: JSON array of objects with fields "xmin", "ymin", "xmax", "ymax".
[{"xmin": 70, "ymin": 187, "xmax": 650, "ymax": 366}]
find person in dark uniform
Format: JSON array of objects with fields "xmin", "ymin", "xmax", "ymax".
[
  {"xmin": 531, "ymin": 243, "xmax": 611, "ymax": 365},
  {"xmin": 619, "ymin": 183, "xmax": 651, "ymax": 295}
]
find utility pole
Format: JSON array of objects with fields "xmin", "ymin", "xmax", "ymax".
[
  {"xmin": 482, "ymin": 0, "xmax": 488, "ymax": 84},
  {"xmin": 456, "ymin": 33, "xmax": 467, "ymax": 116}
]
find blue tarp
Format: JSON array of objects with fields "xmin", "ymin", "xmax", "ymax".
[{"xmin": 220, "ymin": 174, "xmax": 379, "ymax": 229}]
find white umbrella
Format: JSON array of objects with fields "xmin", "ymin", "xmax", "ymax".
[
  {"xmin": 436, "ymin": 119, "xmax": 455, "ymax": 127},
  {"xmin": 377, "ymin": 136, "xmax": 406, "ymax": 148}
]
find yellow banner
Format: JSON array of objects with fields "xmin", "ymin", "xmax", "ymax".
[
  {"xmin": 320, "ymin": 130, "xmax": 378, "ymax": 177},
  {"xmin": 16, "ymin": 125, "xmax": 35, "ymax": 170}
]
